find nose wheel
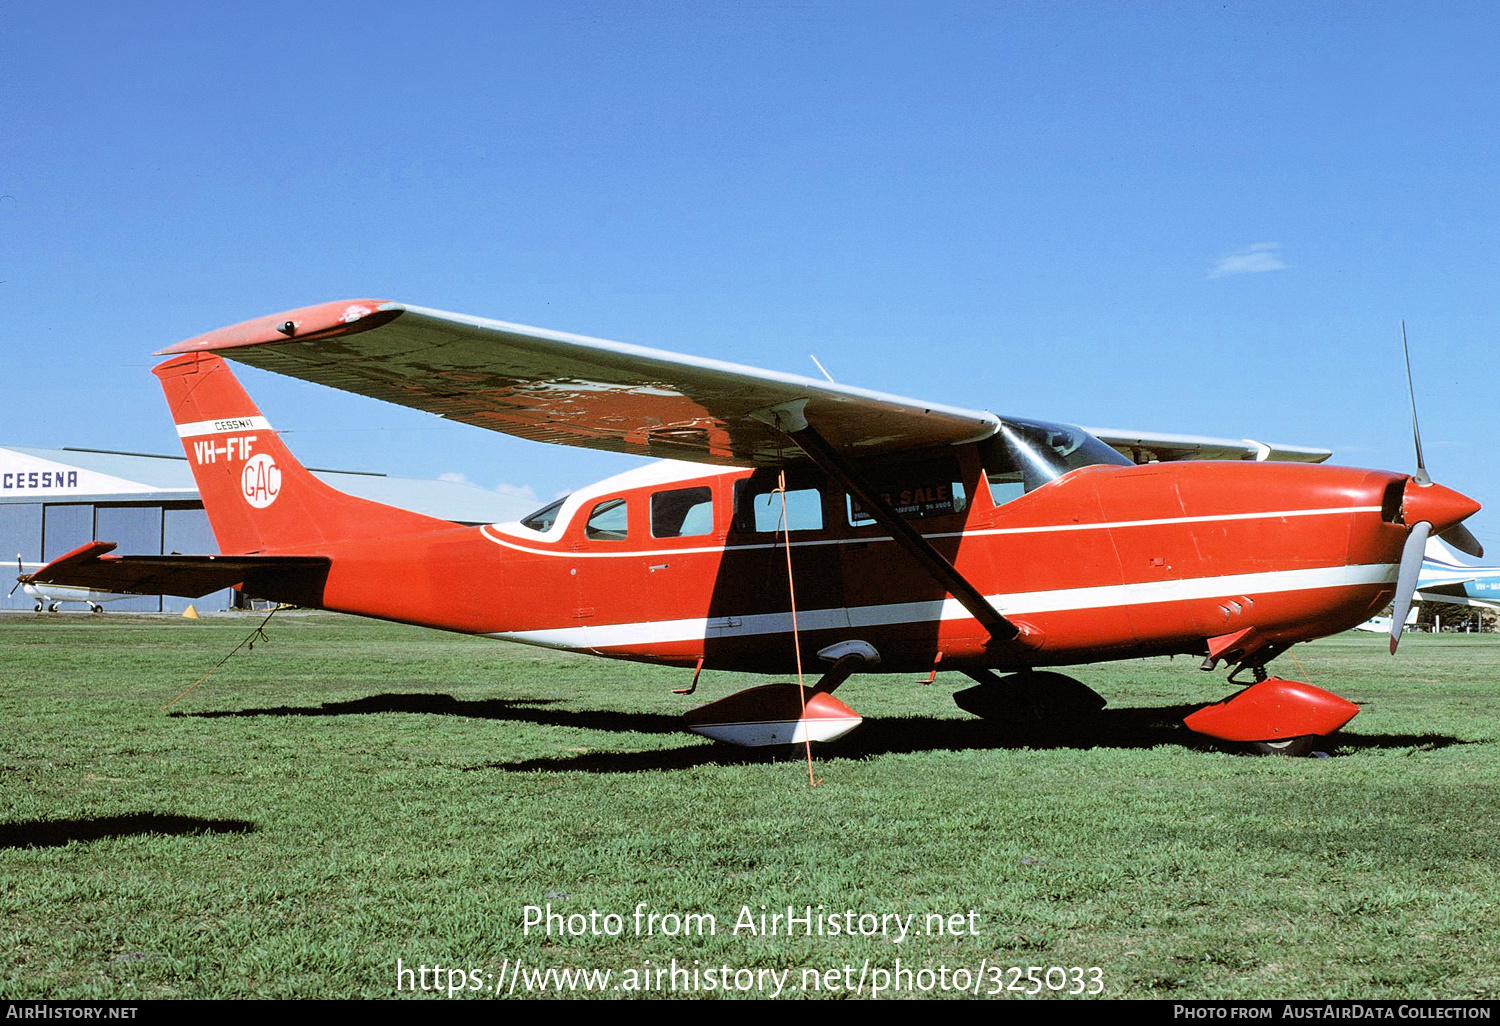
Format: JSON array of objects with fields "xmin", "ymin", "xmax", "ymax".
[{"xmin": 1248, "ymin": 736, "xmax": 1317, "ymax": 757}]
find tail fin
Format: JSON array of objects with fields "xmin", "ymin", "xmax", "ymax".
[{"xmin": 155, "ymin": 353, "xmax": 453, "ymax": 554}]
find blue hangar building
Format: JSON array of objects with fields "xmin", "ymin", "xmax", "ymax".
[{"xmin": 0, "ymin": 444, "xmax": 534, "ymax": 613}]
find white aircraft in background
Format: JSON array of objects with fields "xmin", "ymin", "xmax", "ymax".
[
  {"xmin": 1354, "ymin": 535, "xmax": 1497, "ymax": 633},
  {"xmin": 1354, "ymin": 608, "xmax": 1419, "ymax": 634},
  {"xmin": 10, "ymin": 556, "xmax": 137, "ymax": 612},
  {"xmin": 1414, "ymin": 535, "xmax": 1500, "ymax": 611}
]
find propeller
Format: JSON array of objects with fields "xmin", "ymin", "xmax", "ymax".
[
  {"xmin": 1437, "ymin": 520, "xmax": 1483, "ymax": 560},
  {"xmin": 9, "ymin": 555, "xmax": 24, "ymax": 598},
  {"xmin": 1390, "ymin": 324, "xmax": 1482, "ymax": 653},
  {"xmin": 1390, "ymin": 522, "xmax": 1430, "ymax": 655},
  {"xmin": 1402, "ymin": 323, "xmax": 1482, "ymax": 556},
  {"xmin": 1402, "ymin": 322, "xmax": 1429, "ymax": 487}
]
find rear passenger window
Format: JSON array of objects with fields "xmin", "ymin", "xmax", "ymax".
[
  {"xmin": 652, "ymin": 487, "xmax": 714, "ymax": 538},
  {"xmin": 585, "ymin": 498, "xmax": 628, "ymax": 540},
  {"xmin": 734, "ymin": 481, "xmax": 824, "ymax": 533}
]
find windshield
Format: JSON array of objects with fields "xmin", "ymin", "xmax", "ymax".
[
  {"xmin": 519, "ymin": 497, "xmax": 566, "ymax": 533},
  {"xmin": 979, "ymin": 417, "xmax": 1131, "ymax": 498}
]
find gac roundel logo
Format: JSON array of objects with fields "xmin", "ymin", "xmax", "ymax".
[{"xmin": 241, "ymin": 452, "xmax": 281, "ymax": 508}]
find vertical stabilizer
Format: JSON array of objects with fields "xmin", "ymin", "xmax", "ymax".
[{"xmin": 155, "ymin": 353, "xmax": 453, "ymax": 554}]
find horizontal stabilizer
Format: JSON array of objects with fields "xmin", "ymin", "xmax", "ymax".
[{"xmin": 26, "ymin": 541, "xmax": 330, "ymax": 605}]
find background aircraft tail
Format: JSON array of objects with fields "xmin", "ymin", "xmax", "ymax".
[{"xmin": 155, "ymin": 353, "xmax": 454, "ymax": 554}]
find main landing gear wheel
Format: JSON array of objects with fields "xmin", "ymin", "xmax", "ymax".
[
  {"xmin": 683, "ymin": 642, "xmax": 876, "ymax": 747},
  {"xmin": 953, "ymin": 669, "xmax": 1106, "ymax": 735},
  {"xmin": 1248, "ymin": 736, "xmax": 1317, "ymax": 757},
  {"xmin": 33, "ymin": 602, "xmax": 42, "ymax": 612}
]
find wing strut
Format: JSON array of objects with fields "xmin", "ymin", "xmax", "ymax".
[{"xmin": 753, "ymin": 402, "xmax": 1031, "ymax": 647}]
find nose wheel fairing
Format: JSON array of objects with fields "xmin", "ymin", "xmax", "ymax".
[{"xmin": 1183, "ymin": 676, "xmax": 1359, "ymax": 746}]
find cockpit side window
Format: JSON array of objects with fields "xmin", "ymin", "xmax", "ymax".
[
  {"xmin": 845, "ymin": 454, "xmax": 968, "ymax": 526},
  {"xmin": 979, "ymin": 418, "xmax": 1131, "ymax": 503}
]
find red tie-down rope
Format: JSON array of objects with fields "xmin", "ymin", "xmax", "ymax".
[
  {"xmin": 777, "ymin": 469, "xmax": 821, "ymax": 787},
  {"xmin": 162, "ymin": 605, "xmax": 280, "ymax": 711}
]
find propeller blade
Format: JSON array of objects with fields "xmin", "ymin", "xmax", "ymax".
[
  {"xmin": 9, "ymin": 555, "xmax": 21, "ymax": 598},
  {"xmin": 1402, "ymin": 322, "xmax": 1430, "ymax": 487},
  {"xmin": 1438, "ymin": 521, "xmax": 1484, "ymax": 559},
  {"xmin": 1390, "ymin": 521, "xmax": 1432, "ymax": 654}
]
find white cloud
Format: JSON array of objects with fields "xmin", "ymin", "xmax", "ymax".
[
  {"xmin": 1209, "ymin": 242, "xmax": 1288, "ymax": 279},
  {"xmin": 439, "ymin": 472, "xmax": 538, "ymax": 503},
  {"xmin": 495, "ymin": 482, "xmax": 539, "ymax": 503}
]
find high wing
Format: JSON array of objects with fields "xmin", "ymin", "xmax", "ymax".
[
  {"xmin": 26, "ymin": 541, "xmax": 330, "ymax": 602},
  {"xmin": 158, "ymin": 300, "xmax": 1000, "ymax": 467},
  {"xmin": 1085, "ymin": 428, "xmax": 1331, "ymax": 465}
]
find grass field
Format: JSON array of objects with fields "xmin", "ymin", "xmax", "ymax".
[{"xmin": 1, "ymin": 611, "xmax": 1496, "ymax": 1000}]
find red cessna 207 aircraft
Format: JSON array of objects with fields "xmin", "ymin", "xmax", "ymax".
[{"xmin": 29, "ymin": 300, "xmax": 1482, "ymax": 753}]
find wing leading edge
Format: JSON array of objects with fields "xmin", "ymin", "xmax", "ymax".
[
  {"xmin": 158, "ymin": 300, "xmax": 1000, "ymax": 467},
  {"xmin": 1086, "ymin": 428, "xmax": 1331, "ymax": 465},
  {"xmin": 158, "ymin": 299, "xmax": 1332, "ymax": 469}
]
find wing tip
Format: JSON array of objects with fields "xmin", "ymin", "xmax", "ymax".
[{"xmin": 155, "ymin": 299, "xmax": 402, "ymax": 356}]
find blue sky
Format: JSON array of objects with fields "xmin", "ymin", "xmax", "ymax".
[{"xmin": 3, "ymin": 2, "xmax": 1497, "ymax": 543}]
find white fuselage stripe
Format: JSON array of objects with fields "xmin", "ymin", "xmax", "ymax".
[
  {"xmin": 485, "ymin": 562, "xmax": 1398, "ymax": 651},
  {"xmin": 176, "ymin": 416, "xmax": 274, "ymax": 438},
  {"xmin": 479, "ymin": 506, "xmax": 1383, "ymax": 560}
]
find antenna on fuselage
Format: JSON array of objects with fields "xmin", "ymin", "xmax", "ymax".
[{"xmin": 809, "ymin": 355, "xmax": 835, "ymax": 383}]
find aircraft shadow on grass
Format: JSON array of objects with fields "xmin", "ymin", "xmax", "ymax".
[
  {"xmin": 0, "ymin": 813, "xmax": 255, "ymax": 850},
  {"xmin": 171, "ymin": 689, "xmax": 1469, "ymax": 773},
  {"xmin": 174, "ymin": 692, "xmax": 678, "ymax": 733},
  {"xmin": 473, "ymin": 712, "xmax": 1475, "ymax": 775}
]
